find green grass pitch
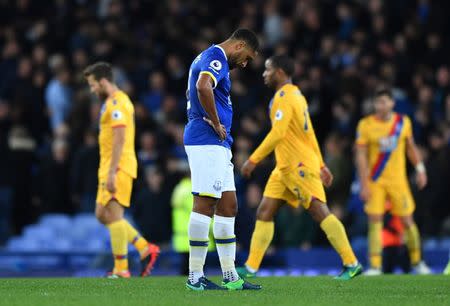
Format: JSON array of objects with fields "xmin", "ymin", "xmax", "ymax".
[{"xmin": 0, "ymin": 276, "xmax": 449, "ymax": 306}]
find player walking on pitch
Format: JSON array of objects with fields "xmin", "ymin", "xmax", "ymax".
[
  {"xmin": 236, "ymin": 55, "xmax": 362, "ymax": 280},
  {"xmin": 84, "ymin": 62, "xmax": 160, "ymax": 278},
  {"xmin": 184, "ymin": 29, "xmax": 261, "ymax": 290},
  {"xmin": 355, "ymin": 88, "xmax": 430, "ymax": 275}
]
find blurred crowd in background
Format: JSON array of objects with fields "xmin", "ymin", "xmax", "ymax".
[{"xmin": 0, "ymin": 0, "xmax": 449, "ymax": 252}]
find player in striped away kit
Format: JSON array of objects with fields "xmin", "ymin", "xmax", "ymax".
[
  {"xmin": 355, "ymin": 88, "xmax": 431, "ymax": 275},
  {"xmin": 183, "ymin": 29, "xmax": 261, "ymax": 290}
]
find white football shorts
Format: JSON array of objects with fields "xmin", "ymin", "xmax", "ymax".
[{"xmin": 185, "ymin": 145, "xmax": 236, "ymax": 199}]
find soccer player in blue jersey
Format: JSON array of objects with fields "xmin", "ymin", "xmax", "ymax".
[{"xmin": 184, "ymin": 29, "xmax": 261, "ymax": 291}]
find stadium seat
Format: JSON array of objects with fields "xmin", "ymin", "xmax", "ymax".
[
  {"xmin": 41, "ymin": 238, "xmax": 72, "ymax": 252},
  {"xmin": 71, "ymin": 213, "xmax": 106, "ymax": 240},
  {"xmin": 72, "ymin": 213, "xmax": 98, "ymax": 225},
  {"xmin": 6, "ymin": 237, "xmax": 42, "ymax": 252},
  {"xmin": 423, "ymin": 238, "xmax": 439, "ymax": 251},
  {"xmin": 350, "ymin": 236, "xmax": 368, "ymax": 251},
  {"xmin": 39, "ymin": 214, "xmax": 73, "ymax": 238},
  {"xmin": 23, "ymin": 225, "xmax": 55, "ymax": 243},
  {"xmin": 71, "ymin": 238, "xmax": 105, "ymax": 252},
  {"xmin": 439, "ymin": 238, "xmax": 450, "ymax": 249}
]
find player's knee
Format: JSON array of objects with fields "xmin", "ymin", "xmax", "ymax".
[
  {"xmin": 256, "ymin": 206, "xmax": 274, "ymax": 221},
  {"xmin": 368, "ymin": 214, "xmax": 383, "ymax": 223},
  {"xmin": 215, "ymin": 203, "xmax": 237, "ymax": 217},
  {"xmin": 95, "ymin": 207, "xmax": 108, "ymax": 224},
  {"xmin": 400, "ymin": 215, "xmax": 414, "ymax": 228},
  {"xmin": 96, "ymin": 213, "xmax": 107, "ymax": 225},
  {"xmin": 193, "ymin": 201, "xmax": 215, "ymax": 217},
  {"xmin": 308, "ymin": 200, "xmax": 330, "ymax": 223},
  {"xmin": 309, "ymin": 209, "xmax": 329, "ymax": 223}
]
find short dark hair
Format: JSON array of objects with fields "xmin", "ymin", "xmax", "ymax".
[
  {"xmin": 374, "ymin": 87, "xmax": 393, "ymax": 99},
  {"xmin": 83, "ymin": 62, "xmax": 113, "ymax": 82},
  {"xmin": 229, "ymin": 28, "xmax": 259, "ymax": 52},
  {"xmin": 269, "ymin": 55, "xmax": 295, "ymax": 77}
]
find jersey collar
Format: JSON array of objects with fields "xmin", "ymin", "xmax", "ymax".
[
  {"xmin": 214, "ymin": 45, "xmax": 227, "ymax": 60},
  {"xmin": 276, "ymin": 82, "xmax": 292, "ymax": 95},
  {"xmin": 106, "ymin": 90, "xmax": 122, "ymax": 104}
]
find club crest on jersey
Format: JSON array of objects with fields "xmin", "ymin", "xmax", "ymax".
[
  {"xmin": 379, "ymin": 136, "xmax": 398, "ymax": 152},
  {"xmin": 275, "ymin": 109, "xmax": 283, "ymax": 120},
  {"xmin": 209, "ymin": 60, "xmax": 222, "ymax": 74},
  {"xmin": 279, "ymin": 91, "xmax": 285, "ymax": 97},
  {"xmin": 112, "ymin": 110, "xmax": 123, "ymax": 120},
  {"xmin": 213, "ymin": 180, "xmax": 222, "ymax": 192}
]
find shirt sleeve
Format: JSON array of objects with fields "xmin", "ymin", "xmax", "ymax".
[
  {"xmin": 403, "ymin": 115, "xmax": 413, "ymax": 139},
  {"xmin": 198, "ymin": 51, "xmax": 228, "ymax": 88},
  {"xmin": 249, "ymin": 93, "xmax": 294, "ymax": 164},
  {"xmin": 109, "ymin": 99, "xmax": 128, "ymax": 128},
  {"xmin": 355, "ymin": 119, "xmax": 368, "ymax": 146}
]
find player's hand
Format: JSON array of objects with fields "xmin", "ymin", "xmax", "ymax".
[
  {"xmin": 106, "ymin": 171, "xmax": 117, "ymax": 194},
  {"xmin": 320, "ymin": 166, "xmax": 333, "ymax": 187},
  {"xmin": 203, "ymin": 117, "xmax": 226, "ymax": 141},
  {"xmin": 241, "ymin": 159, "xmax": 257, "ymax": 178},
  {"xmin": 359, "ymin": 181, "xmax": 370, "ymax": 202},
  {"xmin": 415, "ymin": 171, "xmax": 427, "ymax": 190}
]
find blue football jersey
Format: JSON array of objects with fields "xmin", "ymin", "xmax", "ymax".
[{"xmin": 183, "ymin": 45, "xmax": 233, "ymax": 148}]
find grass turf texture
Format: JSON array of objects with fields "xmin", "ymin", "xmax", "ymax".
[{"xmin": 0, "ymin": 276, "xmax": 449, "ymax": 306}]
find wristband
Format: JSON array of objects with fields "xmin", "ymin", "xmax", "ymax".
[
  {"xmin": 416, "ymin": 162, "xmax": 425, "ymax": 173},
  {"xmin": 248, "ymin": 157, "xmax": 258, "ymax": 165}
]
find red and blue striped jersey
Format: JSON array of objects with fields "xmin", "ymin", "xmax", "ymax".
[{"xmin": 355, "ymin": 113, "xmax": 412, "ymax": 182}]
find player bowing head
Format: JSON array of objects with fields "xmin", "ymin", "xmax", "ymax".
[
  {"xmin": 84, "ymin": 62, "xmax": 114, "ymax": 101},
  {"xmin": 83, "ymin": 61, "xmax": 160, "ymax": 279},
  {"xmin": 184, "ymin": 29, "xmax": 261, "ymax": 290},
  {"xmin": 225, "ymin": 28, "xmax": 259, "ymax": 69}
]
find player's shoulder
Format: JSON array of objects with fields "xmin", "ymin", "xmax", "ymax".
[
  {"xmin": 107, "ymin": 91, "xmax": 132, "ymax": 109},
  {"xmin": 397, "ymin": 113, "xmax": 411, "ymax": 123},
  {"xmin": 357, "ymin": 115, "xmax": 372, "ymax": 128},
  {"xmin": 276, "ymin": 84, "xmax": 303, "ymax": 102},
  {"xmin": 201, "ymin": 45, "xmax": 227, "ymax": 63},
  {"xmin": 195, "ymin": 45, "xmax": 228, "ymax": 77},
  {"xmin": 363, "ymin": 114, "xmax": 376, "ymax": 123},
  {"xmin": 205, "ymin": 45, "xmax": 226, "ymax": 57}
]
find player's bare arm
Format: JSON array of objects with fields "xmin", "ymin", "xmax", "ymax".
[
  {"xmin": 355, "ymin": 144, "xmax": 370, "ymax": 201},
  {"xmin": 309, "ymin": 123, "xmax": 333, "ymax": 187},
  {"xmin": 241, "ymin": 159, "xmax": 257, "ymax": 178},
  {"xmin": 240, "ymin": 123, "xmax": 287, "ymax": 178},
  {"xmin": 196, "ymin": 73, "xmax": 226, "ymax": 140},
  {"xmin": 107, "ymin": 126, "xmax": 126, "ymax": 193},
  {"xmin": 320, "ymin": 166, "xmax": 334, "ymax": 188},
  {"xmin": 405, "ymin": 136, "xmax": 427, "ymax": 190},
  {"xmin": 312, "ymin": 136, "xmax": 334, "ymax": 186}
]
